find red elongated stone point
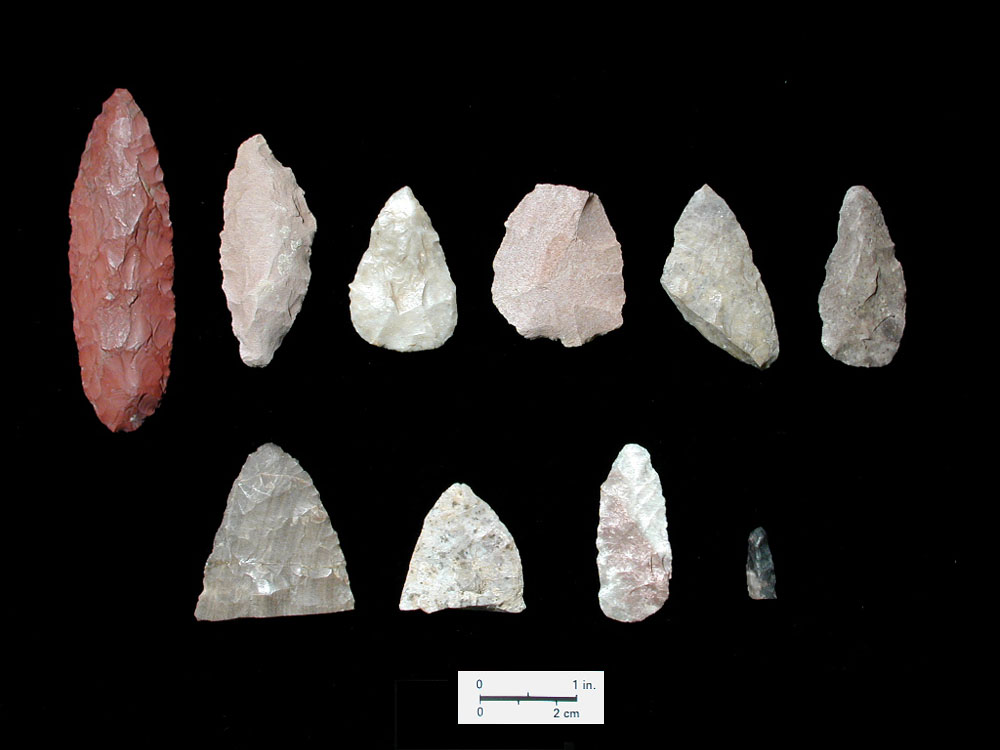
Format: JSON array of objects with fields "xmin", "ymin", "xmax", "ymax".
[{"xmin": 69, "ymin": 89, "xmax": 175, "ymax": 432}]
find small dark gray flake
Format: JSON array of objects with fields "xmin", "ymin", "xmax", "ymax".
[{"xmin": 746, "ymin": 527, "xmax": 777, "ymax": 600}]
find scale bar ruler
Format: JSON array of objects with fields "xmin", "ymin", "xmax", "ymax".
[{"xmin": 458, "ymin": 671, "xmax": 604, "ymax": 725}]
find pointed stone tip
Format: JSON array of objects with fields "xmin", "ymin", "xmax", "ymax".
[
  {"xmin": 237, "ymin": 133, "xmax": 272, "ymax": 160},
  {"xmin": 385, "ymin": 185, "xmax": 420, "ymax": 215},
  {"xmin": 844, "ymin": 184, "xmax": 878, "ymax": 208},
  {"xmin": 617, "ymin": 443, "xmax": 650, "ymax": 460},
  {"xmin": 102, "ymin": 88, "xmax": 139, "ymax": 117},
  {"xmin": 109, "ymin": 87, "xmax": 135, "ymax": 102},
  {"xmin": 252, "ymin": 442, "xmax": 288, "ymax": 459}
]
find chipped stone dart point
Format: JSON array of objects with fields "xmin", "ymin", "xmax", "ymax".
[
  {"xmin": 220, "ymin": 134, "xmax": 317, "ymax": 366},
  {"xmin": 349, "ymin": 186, "xmax": 457, "ymax": 351},
  {"xmin": 819, "ymin": 186, "xmax": 906, "ymax": 367},
  {"xmin": 746, "ymin": 527, "xmax": 777, "ymax": 600},
  {"xmin": 195, "ymin": 443, "xmax": 354, "ymax": 621},
  {"xmin": 492, "ymin": 184, "xmax": 625, "ymax": 347},
  {"xmin": 596, "ymin": 444, "xmax": 672, "ymax": 622},
  {"xmin": 400, "ymin": 483, "xmax": 525, "ymax": 613},
  {"xmin": 661, "ymin": 185, "xmax": 778, "ymax": 368},
  {"xmin": 68, "ymin": 88, "xmax": 175, "ymax": 432}
]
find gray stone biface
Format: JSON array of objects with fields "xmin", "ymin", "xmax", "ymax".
[
  {"xmin": 195, "ymin": 444, "xmax": 354, "ymax": 620},
  {"xmin": 661, "ymin": 185, "xmax": 779, "ymax": 369},
  {"xmin": 819, "ymin": 186, "xmax": 905, "ymax": 367}
]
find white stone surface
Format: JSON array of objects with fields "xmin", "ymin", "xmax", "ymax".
[
  {"xmin": 661, "ymin": 185, "xmax": 779, "ymax": 368},
  {"xmin": 195, "ymin": 443, "xmax": 354, "ymax": 621},
  {"xmin": 220, "ymin": 134, "xmax": 317, "ymax": 366},
  {"xmin": 400, "ymin": 483, "xmax": 525, "ymax": 613},
  {"xmin": 349, "ymin": 186, "xmax": 457, "ymax": 351},
  {"xmin": 491, "ymin": 184, "xmax": 625, "ymax": 347},
  {"xmin": 819, "ymin": 185, "xmax": 906, "ymax": 367},
  {"xmin": 596, "ymin": 444, "xmax": 672, "ymax": 623}
]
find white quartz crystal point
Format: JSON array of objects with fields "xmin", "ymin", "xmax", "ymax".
[
  {"xmin": 399, "ymin": 483, "xmax": 525, "ymax": 613},
  {"xmin": 818, "ymin": 186, "xmax": 906, "ymax": 367},
  {"xmin": 219, "ymin": 134, "xmax": 317, "ymax": 366},
  {"xmin": 661, "ymin": 185, "xmax": 779, "ymax": 369},
  {"xmin": 491, "ymin": 184, "xmax": 625, "ymax": 347},
  {"xmin": 194, "ymin": 443, "xmax": 354, "ymax": 621},
  {"xmin": 348, "ymin": 186, "xmax": 457, "ymax": 351},
  {"xmin": 596, "ymin": 444, "xmax": 672, "ymax": 623}
]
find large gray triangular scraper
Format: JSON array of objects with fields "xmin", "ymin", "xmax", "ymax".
[
  {"xmin": 399, "ymin": 483, "xmax": 525, "ymax": 613},
  {"xmin": 195, "ymin": 443, "xmax": 354, "ymax": 621}
]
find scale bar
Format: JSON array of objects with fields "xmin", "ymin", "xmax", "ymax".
[{"xmin": 480, "ymin": 695, "xmax": 578, "ymax": 703}]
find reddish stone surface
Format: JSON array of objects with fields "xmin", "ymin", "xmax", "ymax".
[{"xmin": 69, "ymin": 89, "xmax": 175, "ymax": 432}]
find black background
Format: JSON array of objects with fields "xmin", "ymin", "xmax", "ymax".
[{"xmin": 10, "ymin": 31, "xmax": 967, "ymax": 748}]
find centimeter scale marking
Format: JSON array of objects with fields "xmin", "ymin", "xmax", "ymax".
[{"xmin": 458, "ymin": 671, "xmax": 604, "ymax": 725}]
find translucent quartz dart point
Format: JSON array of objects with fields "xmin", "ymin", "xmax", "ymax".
[
  {"xmin": 68, "ymin": 88, "xmax": 175, "ymax": 431},
  {"xmin": 349, "ymin": 186, "xmax": 457, "ymax": 351}
]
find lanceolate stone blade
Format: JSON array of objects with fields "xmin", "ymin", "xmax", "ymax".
[
  {"xmin": 596, "ymin": 444, "xmax": 672, "ymax": 622},
  {"xmin": 400, "ymin": 483, "xmax": 525, "ymax": 613},
  {"xmin": 491, "ymin": 184, "xmax": 625, "ymax": 347},
  {"xmin": 68, "ymin": 88, "xmax": 175, "ymax": 432},
  {"xmin": 349, "ymin": 186, "xmax": 457, "ymax": 351},
  {"xmin": 746, "ymin": 527, "xmax": 777, "ymax": 600},
  {"xmin": 220, "ymin": 134, "xmax": 317, "ymax": 366},
  {"xmin": 819, "ymin": 186, "xmax": 906, "ymax": 367},
  {"xmin": 195, "ymin": 444, "xmax": 354, "ymax": 621},
  {"xmin": 661, "ymin": 185, "xmax": 779, "ymax": 369}
]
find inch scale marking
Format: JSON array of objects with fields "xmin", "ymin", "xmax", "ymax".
[
  {"xmin": 480, "ymin": 694, "xmax": 578, "ymax": 704},
  {"xmin": 458, "ymin": 671, "xmax": 604, "ymax": 725}
]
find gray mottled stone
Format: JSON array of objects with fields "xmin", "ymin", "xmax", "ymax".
[
  {"xmin": 596, "ymin": 444, "xmax": 672, "ymax": 622},
  {"xmin": 819, "ymin": 186, "xmax": 906, "ymax": 367},
  {"xmin": 400, "ymin": 483, "xmax": 525, "ymax": 613},
  {"xmin": 220, "ymin": 134, "xmax": 317, "ymax": 367},
  {"xmin": 349, "ymin": 186, "xmax": 457, "ymax": 351},
  {"xmin": 746, "ymin": 527, "xmax": 777, "ymax": 600},
  {"xmin": 195, "ymin": 444, "xmax": 354, "ymax": 621},
  {"xmin": 661, "ymin": 185, "xmax": 779, "ymax": 368},
  {"xmin": 492, "ymin": 184, "xmax": 625, "ymax": 347}
]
